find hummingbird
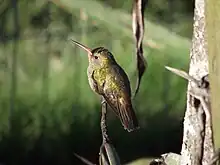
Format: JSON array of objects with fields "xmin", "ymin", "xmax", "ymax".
[{"xmin": 70, "ymin": 39, "xmax": 139, "ymax": 132}]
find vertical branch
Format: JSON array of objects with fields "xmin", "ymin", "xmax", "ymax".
[
  {"xmin": 73, "ymin": 98, "xmax": 121, "ymax": 165},
  {"xmin": 100, "ymin": 97, "xmax": 109, "ymax": 143},
  {"xmin": 99, "ymin": 97, "xmax": 121, "ymax": 165},
  {"xmin": 180, "ymin": 0, "xmax": 215, "ymax": 164},
  {"xmin": 9, "ymin": 0, "xmax": 19, "ymax": 131}
]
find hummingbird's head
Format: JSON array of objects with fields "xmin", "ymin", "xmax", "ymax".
[
  {"xmin": 69, "ymin": 39, "xmax": 116, "ymax": 68},
  {"xmin": 90, "ymin": 47, "xmax": 116, "ymax": 67}
]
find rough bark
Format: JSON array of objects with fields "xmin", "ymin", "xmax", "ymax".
[
  {"xmin": 180, "ymin": 0, "xmax": 215, "ymax": 164},
  {"xmin": 206, "ymin": 0, "xmax": 220, "ymax": 149}
]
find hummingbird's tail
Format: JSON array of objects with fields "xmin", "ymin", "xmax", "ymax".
[
  {"xmin": 103, "ymin": 95, "xmax": 139, "ymax": 132},
  {"xmin": 119, "ymin": 104, "xmax": 139, "ymax": 132}
]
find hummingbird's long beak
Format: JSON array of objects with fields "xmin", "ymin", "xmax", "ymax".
[{"xmin": 69, "ymin": 39, "xmax": 93, "ymax": 58}]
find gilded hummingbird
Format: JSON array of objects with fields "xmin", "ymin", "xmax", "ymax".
[{"xmin": 70, "ymin": 39, "xmax": 139, "ymax": 132}]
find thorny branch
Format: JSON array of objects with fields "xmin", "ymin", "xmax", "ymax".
[{"xmin": 165, "ymin": 66, "xmax": 215, "ymax": 165}]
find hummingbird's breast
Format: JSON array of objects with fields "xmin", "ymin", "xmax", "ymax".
[
  {"xmin": 87, "ymin": 63, "xmax": 131, "ymax": 99},
  {"xmin": 87, "ymin": 65, "xmax": 108, "ymax": 94}
]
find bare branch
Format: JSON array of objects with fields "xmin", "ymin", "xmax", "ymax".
[
  {"xmin": 74, "ymin": 97, "xmax": 120, "ymax": 165},
  {"xmin": 99, "ymin": 97, "xmax": 121, "ymax": 165},
  {"xmin": 100, "ymin": 97, "xmax": 109, "ymax": 143}
]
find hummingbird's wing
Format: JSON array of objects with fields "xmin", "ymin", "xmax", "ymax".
[
  {"xmin": 103, "ymin": 65, "xmax": 139, "ymax": 132},
  {"xmin": 103, "ymin": 92, "xmax": 139, "ymax": 132}
]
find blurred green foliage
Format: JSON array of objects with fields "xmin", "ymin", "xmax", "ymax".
[
  {"xmin": 97, "ymin": 0, "xmax": 194, "ymax": 38},
  {"xmin": 0, "ymin": 0, "xmax": 191, "ymax": 164}
]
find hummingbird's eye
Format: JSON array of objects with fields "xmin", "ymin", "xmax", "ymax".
[{"xmin": 94, "ymin": 56, "xmax": 98, "ymax": 59}]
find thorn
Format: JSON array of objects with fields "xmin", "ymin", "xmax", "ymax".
[
  {"xmin": 165, "ymin": 66, "xmax": 200, "ymax": 86},
  {"xmin": 73, "ymin": 153, "xmax": 96, "ymax": 165}
]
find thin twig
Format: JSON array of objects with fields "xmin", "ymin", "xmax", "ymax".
[
  {"xmin": 99, "ymin": 96, "xmax": 121, "ymax": 165},
  {"xmin": 100, "ymin": 96, "xmax": 109, "ymax": 143}
]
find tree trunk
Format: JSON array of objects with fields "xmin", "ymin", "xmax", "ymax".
[{"xmin": 180, "ymin": 0, "xmax": 215, "ymax": 164}]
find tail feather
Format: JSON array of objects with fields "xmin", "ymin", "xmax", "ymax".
[
  {"xmin": 118, "ymin": 102, "xmax": 139, "ymax": 132},
  {"xmin": 103, "ymin": 95, "xmax": 139, "ymax": 132}
]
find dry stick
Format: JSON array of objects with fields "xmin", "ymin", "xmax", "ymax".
[
  {"xmin": 73, "ymin": 95, "xmax": 120, "ymax": 165},
  {"xmin": 100, "ymin": 96, "xmax": 109, "ymax": 143},
  {"xmin": 99, "ymin": 97, "xmax": 121, "ymax": 165},
  {"xmin": 73, "ymin": 97, "xmax": 112, "ymax": 165}
]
